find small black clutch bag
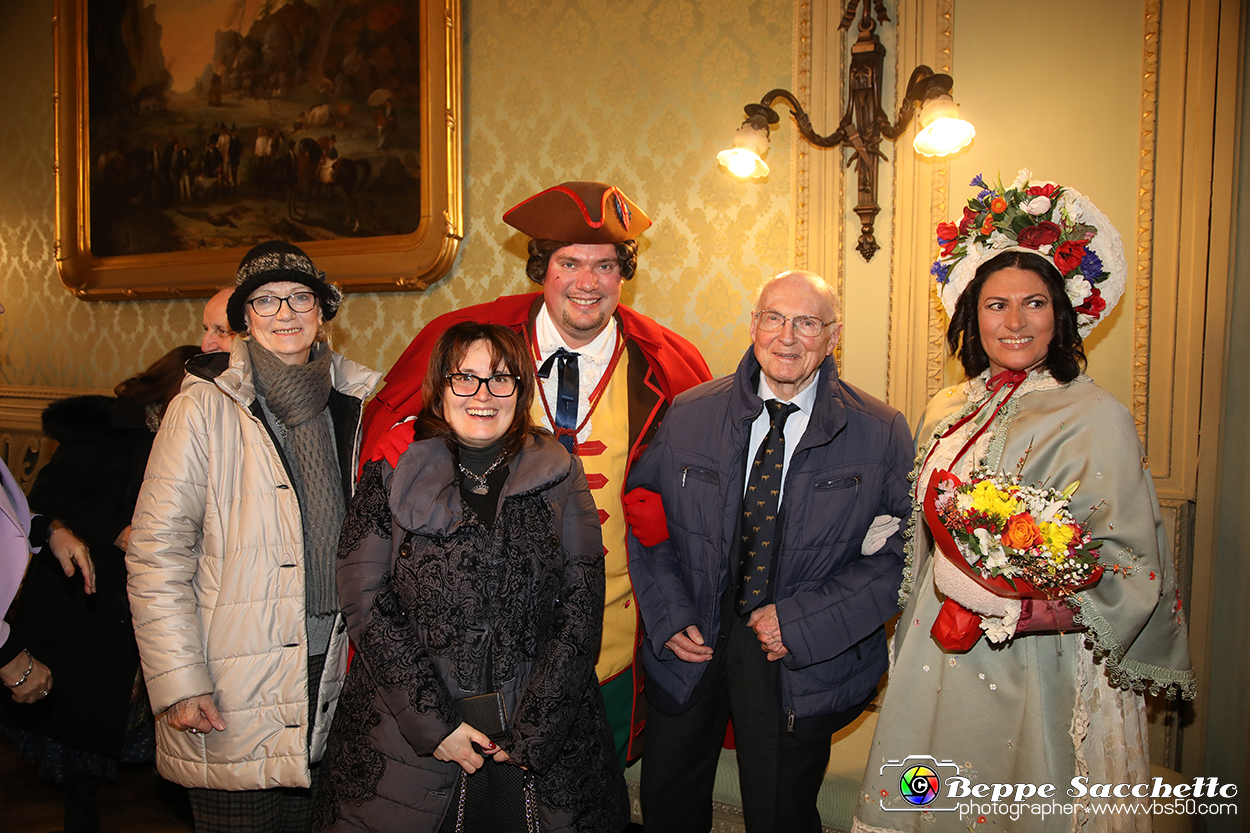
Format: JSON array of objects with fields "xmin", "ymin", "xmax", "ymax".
[{"xmin": 454, "ymin": 691, "xmax": 508, "ymax": 739}]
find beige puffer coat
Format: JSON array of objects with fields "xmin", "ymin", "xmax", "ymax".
[{"xmin": 127, "ymin": 341, "xmax": 380, "ymax": 790}]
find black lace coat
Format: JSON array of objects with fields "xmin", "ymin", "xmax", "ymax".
[{"xmin": 315, "ymin": 434, "xmax": 628, "ymax": 833}]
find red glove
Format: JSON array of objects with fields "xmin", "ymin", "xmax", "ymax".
[
  {"xmin": 623, "ymin": 487, "xmax": 670, "ymax": 547},
  {"xmin": 371, "ymin": 420, "xmax": 417, "ymax": 469},
  {"xmin": 930, "ymin": 597, "xmax": 984, "ymax": 652}
]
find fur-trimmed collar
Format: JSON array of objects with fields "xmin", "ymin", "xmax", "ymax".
[{"xmin": 388, "ymin": 433, "xmax": 572, "ymax": 535}]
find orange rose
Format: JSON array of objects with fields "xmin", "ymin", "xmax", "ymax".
[
  {"xmin": 1001, "ymin": 512, "xmax": 1044, "ymax": 550},
  {"xmin": 990, "ymin": 196, "xmax": 1008, "ymax": 214}
]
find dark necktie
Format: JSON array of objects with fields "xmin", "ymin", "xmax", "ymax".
[
  {"xmin": 536, "ymin": 348, "xmax": 580, "ymax": 452},
  {"xmin": 737, "ymin": 399, "xmax": 799, "ymax": 615}
]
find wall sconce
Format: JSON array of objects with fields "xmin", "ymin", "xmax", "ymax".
[{"xmin": 718, "ymin": 0, "xmax": 975, "ymax": 261}]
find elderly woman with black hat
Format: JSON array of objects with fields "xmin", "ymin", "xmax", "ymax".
[{"xmin": 127, "ymin": 241, "xmax": 381, "ymax": 833}]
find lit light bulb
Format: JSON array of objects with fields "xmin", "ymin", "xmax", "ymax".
[
  {"xmin": 913, "ymin": 118, "xmax": 975, "ymax": 157},
  {"xmin": 717, "ymin": 122, "xmax": 771, "ymax": 178},
  {"xmin": 912, "ymin": 95, "xmax": 975, "ymax": 158},
  {"xmin": 718, "ymin": 148, "xmax": 768, "ymax": 178}
]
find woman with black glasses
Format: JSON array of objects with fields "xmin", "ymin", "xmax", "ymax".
[
  {"xmin": 315, "ymin": 322, "xmax": 627, "ymax": 833},
  {"xmin": 127, "ymin": 241, "xmax": 380, "ymax": 833}
]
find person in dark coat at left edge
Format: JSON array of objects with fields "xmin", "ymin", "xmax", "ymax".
[{"xmin": 1, "ymin": 344, "xmax": 200, "ymax": 833}]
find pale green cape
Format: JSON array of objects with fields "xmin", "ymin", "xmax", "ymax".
[{"xmin": 853, "ymin": 374, "xmax": 1193, "ymax": 833}]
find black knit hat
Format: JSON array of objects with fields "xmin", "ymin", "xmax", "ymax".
[{"xmin": 226, "ymin": 241, "xmax": 343, "ymax": 332}]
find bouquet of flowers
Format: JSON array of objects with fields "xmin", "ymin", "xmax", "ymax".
[{"xmin": 922, "ymin": 469, "xmax": 1104, "ymax": 651}]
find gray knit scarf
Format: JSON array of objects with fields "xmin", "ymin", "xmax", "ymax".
[{"xmin": 247, "ymin": 340, "xmax": 343, "ymax": 617}]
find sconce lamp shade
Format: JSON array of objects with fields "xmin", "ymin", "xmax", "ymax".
[
  {"xmin": 718, "ymin": 122, "xmax": 771, "ymax": 179},
  {"xmin": 912, "ymin": 95, "xmax": 975, "ymax": 157}
]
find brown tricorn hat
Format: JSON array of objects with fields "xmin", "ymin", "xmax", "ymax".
[{"xmin": 503, "ymin": 181, "xmax": 651, "ymax": 243}]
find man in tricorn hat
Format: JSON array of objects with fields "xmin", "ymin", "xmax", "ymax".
[{"xmin": 359, "ymin": 181, "xmax": 712, "ymax": 766}]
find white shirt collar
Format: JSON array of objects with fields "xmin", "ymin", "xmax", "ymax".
[
  {"xmin": 535, "ymin": 304, "xmax": 618, "ymax": 366},
  {"xmin": 756, "ymin": 370, "xmax": 820, "ymax": 416}
]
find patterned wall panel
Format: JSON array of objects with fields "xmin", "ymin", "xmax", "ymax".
[{"xmin": 0, "ymin": 0, "xmax": 794, "ymax": 387}]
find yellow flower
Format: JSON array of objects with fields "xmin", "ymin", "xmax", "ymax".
[
  {"xmin": 968, "ymin": 480, "xmax": 1019, "ymax": 520},
  {"xmin": 1040, "ymin": 521, "xmax": 1075, "ymax": 558}
]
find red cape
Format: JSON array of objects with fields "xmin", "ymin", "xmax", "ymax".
[{"xmin": 360, "ymin": 292, "xmax": 712, "ymax": 470}]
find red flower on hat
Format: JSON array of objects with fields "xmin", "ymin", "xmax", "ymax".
[
  {"xmin": 1026, "ymin": 183, "xmax": 1058, "ymax": 198},
  {"xmin": 958, "ymin": 206, "xmax": 979, "ymax": 236},
  {"xmin": 1053, "ymin": 240, "xmax": 1088, "ymax": 275},
  {"xmin": 1016, "ymin": 221, "xmax": 1061, "ymax": 249},
  {"xmin": 1074, "ymin": 286, "xmax": 1106, "ymax": 317}
]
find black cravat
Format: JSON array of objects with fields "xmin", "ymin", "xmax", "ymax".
[
  {"xmin": 536, "ymin": 348, "xmax": 580, "ymax": 452},
  {"xmin": 737, "ymin": 400, "xmax": 799, "ymax": 615}
]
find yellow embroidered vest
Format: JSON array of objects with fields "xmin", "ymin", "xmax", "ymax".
[{"xmin": 529, "ymin": 350, "xmax": 635, "ymax": 683}]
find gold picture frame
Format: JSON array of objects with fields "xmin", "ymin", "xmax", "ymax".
[{"xmin": 53, "ymin": 0, "xmax": 462, "ymax": 300}]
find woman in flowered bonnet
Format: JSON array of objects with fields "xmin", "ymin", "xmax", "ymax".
[{"xmin": 853, "ymin": 172, "xmax": 1194, "ymax": 833}]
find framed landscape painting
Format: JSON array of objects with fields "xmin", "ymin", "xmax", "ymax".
[{"xmin": 54, "ymin": 0, "xmax": 462, "ymax": 299}]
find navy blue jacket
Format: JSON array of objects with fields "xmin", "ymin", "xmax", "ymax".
[{"xmin": 626, "ymin": 348, "xmax": 912, "ymax": 721}]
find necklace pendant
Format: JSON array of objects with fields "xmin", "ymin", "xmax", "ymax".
[{"xmin": 469, "ymin": 483, "xmax": 489, "ymax": 495}]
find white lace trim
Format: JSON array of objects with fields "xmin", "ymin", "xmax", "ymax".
[{"xmin": 1069, "ymin": 646, "xmax": 1152, "ymax": 832}]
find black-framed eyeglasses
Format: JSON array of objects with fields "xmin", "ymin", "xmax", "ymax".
[
  {"xmin": 446, "ymin": 373, "xmax": 520, "ymax": 397},
  {"xmin": 246, "ymin": 292, "xmax": 318, "ymax": 317},
  {"xmin": 752, "ymin": 310, "xmax": 836, "ymax": 338}
]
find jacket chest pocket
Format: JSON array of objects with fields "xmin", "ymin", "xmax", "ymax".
[
  {"xmin": 790, "ymin": 470, "xmax": 868, "ymax": 547},
  {"xmin": 814, "ymin": 474, "xmax": 861, "ymax": 495},
  {"xmin": 667, "ymin": 456, "xmax": 723, "ymax": 541},
  {"xmin": 680, "ymin": 464, "xmax": 718, "ymax": 488}
]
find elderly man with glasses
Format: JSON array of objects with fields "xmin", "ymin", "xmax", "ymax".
[{"xmin": 626, "ymin": 270, "xmax": 913, "ymax": 833}]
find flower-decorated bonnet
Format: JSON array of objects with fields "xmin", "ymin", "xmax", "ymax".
[{"xmin": 931, "ymin": 170, "xmax": 1127, "ymax": 338}]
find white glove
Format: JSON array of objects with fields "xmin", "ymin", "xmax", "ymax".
[{"xmin": 861, "ymin": 514, "xmax": 902, "ymax": 555}]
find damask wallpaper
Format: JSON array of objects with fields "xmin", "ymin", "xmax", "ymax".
[{"xmin": 0, "ymin": 0, "xmax": 794, "ymax": 388}]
